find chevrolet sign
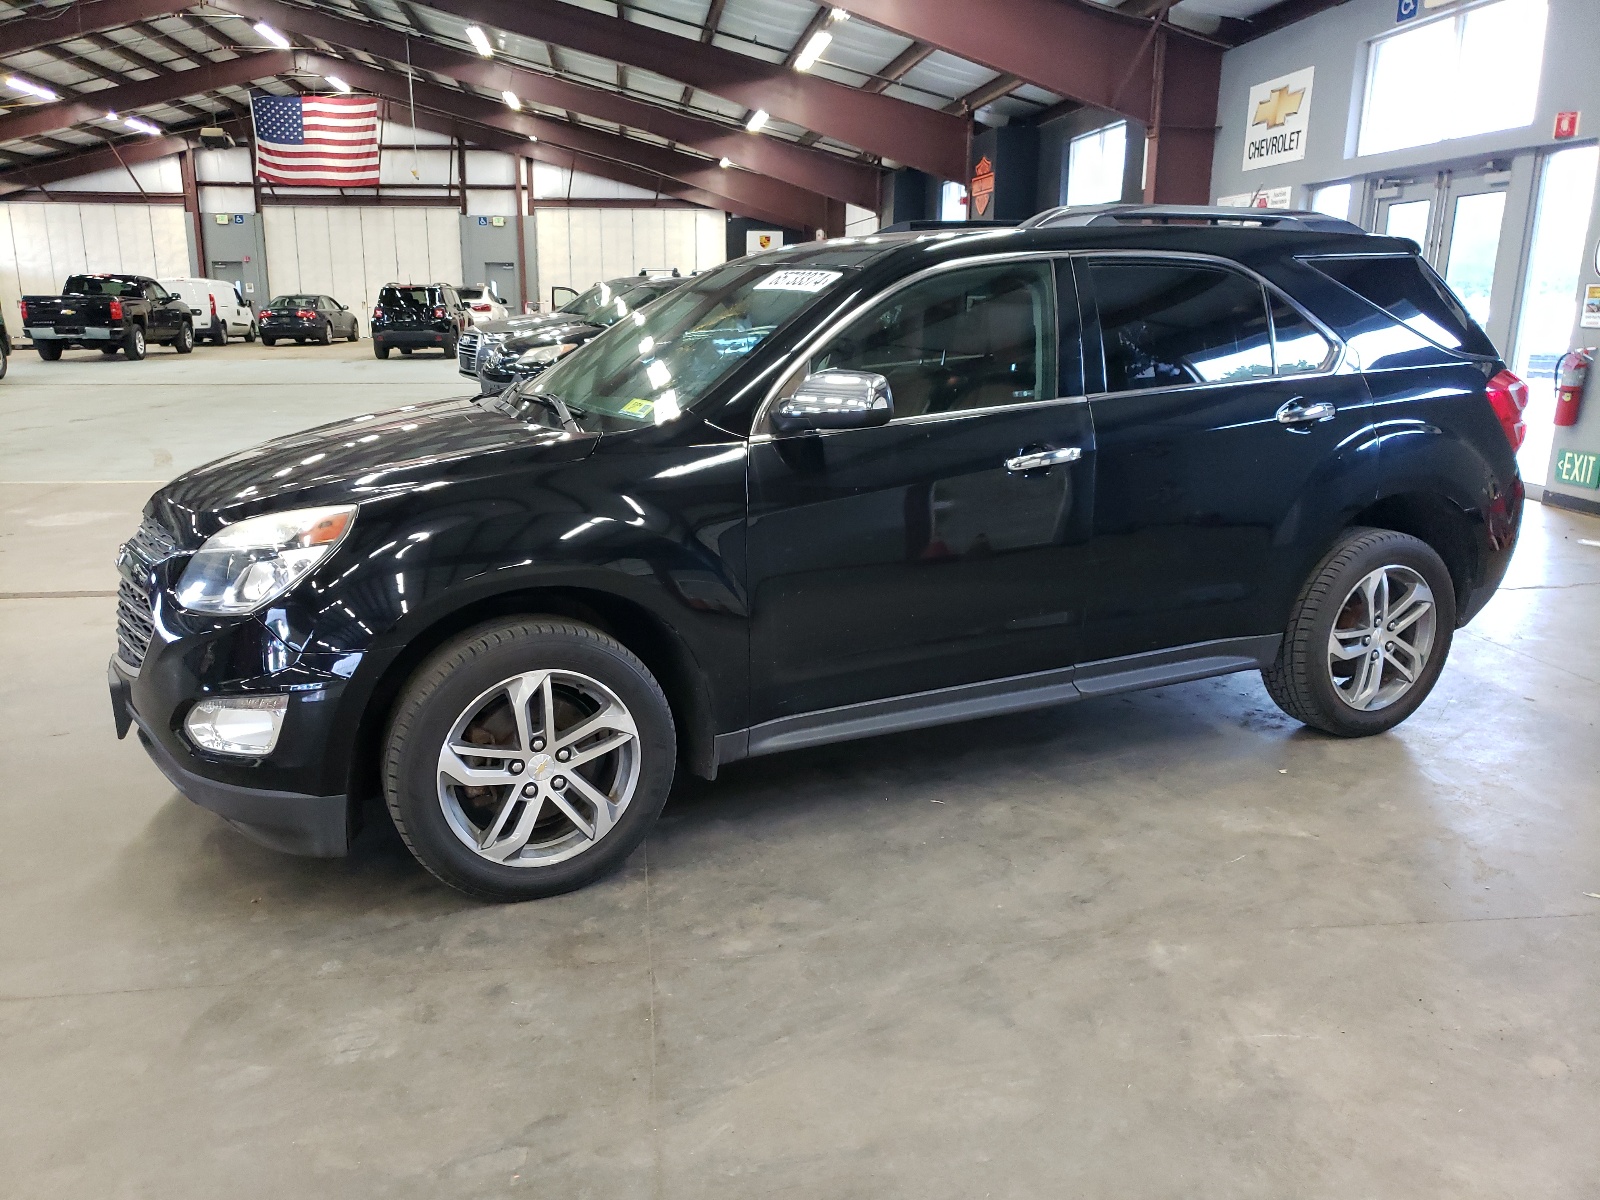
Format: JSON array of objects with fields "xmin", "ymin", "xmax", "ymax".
[{"xmin": 1243, "ymin": 67, "xmax": 1314, "ymax": 173}]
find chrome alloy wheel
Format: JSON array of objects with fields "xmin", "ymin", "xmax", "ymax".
[
  {"xmin": 436, "ymin": 669, "xmax": 641, "ymax": 866},
  {"xmin": 1327, "ymin": 564, "xmax": 1437, "ymax": 711}
]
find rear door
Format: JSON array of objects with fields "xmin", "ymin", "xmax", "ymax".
[
  {"xmin": 746, "ymin": 256, "xmax": 1097, "ymax": 721},
  {"xmin": 1077, "ymin": 255, "xmax": 1371, "ymax": 663}
]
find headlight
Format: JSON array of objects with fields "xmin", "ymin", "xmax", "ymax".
[
  {"xmin": 175, "ymin": 505, "xmax": 356, "ymax": 614},
  {"xmin": 515, "ymin": 343, "xmax": 576, "ymax": 367}
]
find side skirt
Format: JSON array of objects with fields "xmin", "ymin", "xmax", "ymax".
[{"xmin": 714, "ymin": 634, "xmax": 1282, "ymax": 766}]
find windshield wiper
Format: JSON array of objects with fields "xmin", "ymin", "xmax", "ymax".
[{"xmin": 518, "ymin": 389, "xmax": 584, "ymax": 432}]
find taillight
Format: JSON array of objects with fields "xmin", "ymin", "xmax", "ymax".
[
  {"xmin": 432, "ymin": 306, "xmax": 445, "ymax": 319},
  {"xmin": 1487, "ymin": 369, "xmax": 1529, "ymax": 451},
  {"xmin": 371, "ymin": 306, "xmax": 384, "ymax": 320},
  {"xmin": 472, "ymin": 303, "xmax": 490, "ymax": 312},
  {"xmin": 210, "ymin": 294, "xmax": 218, "ymax": 318},
  {"xmin": 109, "ymin": 298, "xmax": 123, "ymax": 321},
  {"xmin": 296, "ymin": 308, "xmax": 317, "ymax": 319},
  {"xmin": 259, "ymin": 309, "xmax": 271, "ymax": 320},
  {"xmin": 17, "ymin": 300, "xmax": 27, "ymax": 320}
]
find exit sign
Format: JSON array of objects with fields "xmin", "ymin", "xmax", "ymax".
[{"xmin": 1553, "ymin": 449, "xmax": 1600, "ymax": 488}]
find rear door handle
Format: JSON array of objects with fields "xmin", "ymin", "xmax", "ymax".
[
  {"xmin": 1276, "ymin": 398, "xmax": 1337, "ymax": 426},
  {"xmin": 1005, "ymin": 446, "xmax": 1082, "ymax": 473}
]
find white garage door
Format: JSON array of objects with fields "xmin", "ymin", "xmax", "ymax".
[{"xmin": 532, "ymin": 208, "xmax": 724, "ymax": 309}]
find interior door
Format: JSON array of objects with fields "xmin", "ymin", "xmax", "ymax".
[
  {"xmin": 1437, "ymin": 170, "xmax": 1513, "ymax": 347},
  {"xmin": 1078, "ymin": 256, "xmax": 1373, "ymax": 664},
  {"xmin": 746, "ymin": 258, "xmax": 1097, "ymax": 722},
  {"xmin": 1375, "ymin": 181, "xmax": 1435, "ymax": 249}
]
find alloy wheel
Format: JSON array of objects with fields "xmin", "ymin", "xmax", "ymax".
[
  {"xmin": 436, "ymin": 669, "xmax": 641, "ymax": 867},
  {"xmin": 1327, "ymin": 564, "xmax": 1436, "ymax": 711}
]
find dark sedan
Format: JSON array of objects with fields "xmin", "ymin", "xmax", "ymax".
[{"xmin": 259, "ymin": 295, "xmax": 361, "ymax": 346}]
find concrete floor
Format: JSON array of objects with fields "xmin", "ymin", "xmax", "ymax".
[{"xmin": 2, "ymin": 339, "xmax": 1598, "ymax": 1198}]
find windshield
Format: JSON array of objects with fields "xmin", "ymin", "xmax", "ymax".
[
  {"xmin": 560, "ymin": 282, "xmax": 623, "ymax": 319},
  {"xmin": 379, "ymin": 286, "xmax": 440, "ymax": 308},
  {"xmin": 269, "ymin": 295, "xmax": 319, "ymax": 308},
  {"xmin": 518, "ymin": 259, "xmax": 847, "ymax": 430},
  {"xmin": 63, "ymin": 275, "xmax": 143, "ymax": 297}
]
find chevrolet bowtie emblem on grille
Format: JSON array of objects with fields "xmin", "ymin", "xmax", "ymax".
[
  {"xmin": 61, "ymin": 307, "xmax": 75, "ymax": 315},
  {"xmin": 1252, "ymin": 86, "xmax": 1305, "ymax": 130}
]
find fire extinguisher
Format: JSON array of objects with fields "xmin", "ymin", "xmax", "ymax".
[{"xmin": 1554, "ymin": 348, "xmax": 1593, "ymax": 427}]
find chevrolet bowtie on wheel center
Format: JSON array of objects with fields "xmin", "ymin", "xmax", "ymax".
[{"xmin": 108, "ymin": 207, "xmax": 1526, "ymax": 901}]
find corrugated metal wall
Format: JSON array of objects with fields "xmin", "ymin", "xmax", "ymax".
[
  {"xmin": 0, "ymin": 204, "xmax": 190, "ymax": 336},
  {"xmin": 530, "ymin": 208, "xmax": 725, "ymax": 308}
]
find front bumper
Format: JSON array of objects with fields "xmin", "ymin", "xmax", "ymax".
[{"xmin": 109, "ymin": 654, "xmax": 353, "ymax": 857}]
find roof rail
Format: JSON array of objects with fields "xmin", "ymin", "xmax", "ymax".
[{"xmin": 1020, "ymin": 204, "xmax": 1367, "ymax": 235}]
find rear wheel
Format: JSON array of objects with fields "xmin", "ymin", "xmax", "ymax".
[
  {"xmin": 1263, "ymin": 528, "xmax": 1455, "ymax": 737},
  {"xmin": 245, "ymin": 322, "xmax": 257, "ymax": 343},
  {"xmin": 262, "ymin": 335, "xmax": 276, "ymax": 347},
  {"xmin": 373, "ymin": 343, "xmax": 389, "ymax": 359},
  {"xmin": 209, "ymin": 318, "xmax": 226, "ymax": 345},
  {"xmin": 173, "ymin": 321, "xmax": 193, "ymax": 354},
  {"xmin": 0, "ymin": 346, "xmax": 7, "ymax": 378},
  {"xmin": 123, "ymin": 326, "xmax": 146, "ymax": 361},
  {"xmin": 36, "ymin": 341, "xmax": 63, "ymax": 361},
  {"xmin": 318, "ymin": 322, "xmax": 333, "ymax": 346},
  {"xmin": 383, "ymin": 619, "xmax": 677, "ymax": 902}
]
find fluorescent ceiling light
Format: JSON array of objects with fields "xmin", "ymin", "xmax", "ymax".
[
  {"xmin": 718, "ymin": 156, "xmax": 732, "ymax": 169},
  {"xmin": 465, "ymin": 25, "xmax": 493, "ymax": 57},
  {"xmin": 6, "ymin": 75, "xmax": 60, "ymax": 102},
  {"xmin": 325, "ymin": 75, "xmax": 352, "ymax": 93},
  {"xmin": 501, "ymin": 90, "xmax": 521, "ymax": 111},
  {"xmin": 830, "ymin": 7, "xmax": 850, "ymax": 20},
  {"xmin": 528, "ymin": 134, "xmax": 538, "ymax": 143},
  {"xmin": 252, "ymin": 22, "xmax": 291, "ymax": 49},
  {"xmin": 794, "ymin": 30, "xmax": 831, "ymax": 72},
  {"xmin": 124, "ymin": 116, "xmax": 161, "ymax": 136},
  {"xmin": 745, "ymin": 108, "xmax": 769, "ymax": 133}
]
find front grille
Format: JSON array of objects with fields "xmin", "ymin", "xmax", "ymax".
[
  {"xmin": 115, "ymin": 517, "xmax": 178, "ymax": 670},
  {"xmin": 458, "ymin": 329, "xmax": 480, "ymax": 372}
]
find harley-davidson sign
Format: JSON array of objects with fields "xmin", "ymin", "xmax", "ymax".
[{"xmin": 970, "ymin": 156, "xmax": 995, "ymax": 217}]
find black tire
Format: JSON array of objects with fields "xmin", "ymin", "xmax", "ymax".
[
  {"xmin": 347, "ymin": 322, "xmax": 359, "ymax": 343},
  {"xmin": 36, "ymin": 340, "xmax": 63, "ymax": 361},
  {"xmin": 443, "ymin": 334, "xmax": 458, "ymax": 358},
  {"xmin": 262, "ymin": 335, "xmax": 276, "ymax": 347},
  {"xmin": 383, "ymin": 618, "xmax": 677, "ymax": 902},
  {"xmin": 100, "ymin": 346, "xmax": 120, "ymax": 356},
  {"xmin": 373, "ymin": 343, "xmax": 389, "ymax": 359},
  {"xmin": 209, "ymin": 318, "xmax": 226, "ymax": 345},
  {"xmin": 318, "ymin": 321, "xmax": 333, "ymax": 346},
  {"xmin": 245, "ymin": 323, "xmax": 257, "ymax": 343},
  {"xmin": 123, "ymin": 325, "xmax": 146, "ymax": 361},
  {"xmin": 1262, "ymin": 527, "xmax": 1456, "ymax": 737},
  {"xmin": 0, "ymin": 347, "xmax": 6, "ymax": 379},
  {"xmin": 173, "ymin": 321, "xmax": 194, "ymax": 354}
]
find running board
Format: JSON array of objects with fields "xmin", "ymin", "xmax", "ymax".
[{"xmin": 713, "ymin": 634, "xmax": 1282, "ymax": 766}]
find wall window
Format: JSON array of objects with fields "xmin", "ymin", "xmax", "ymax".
[
  {"xmin": 1310, "ymin": 183, "xmax": 1353, "ymax": 222},
  {"xmin": 1358, "ymin": 0, "xmax": 1548, "ymax": 157},
  {"xmin": 1066, "ymin": 122, "xmax": 1127, "ymax": 207},
  {"xmin": 938, "ymin": 181, "xmax": 969, "ymax": 222}
]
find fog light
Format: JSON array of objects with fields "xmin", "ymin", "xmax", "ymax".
[{"xmin": 184, "ymin": 695, "xmax": 289, "ymax": 756}]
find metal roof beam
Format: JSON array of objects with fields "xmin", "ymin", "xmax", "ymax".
[
  {"xmin": 0, "ymin": 0, "xmax": 192, "ymax": 58},
  {"xmin": 410, "ymin": 0, "xmax": 967, "ymax": 180},
  {"xmin": 0, "ymin": 133, "xmax": 189, "ymax": 197}
]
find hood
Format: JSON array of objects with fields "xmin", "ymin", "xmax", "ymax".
[
  {"xmin": 500, "ymin": 320, "xmax": 604, "ymax": 353},
  {"xmin": 152, "ymin": 395, "xmax": 596, "ymax": 539},
  {"xmin": 477, "ymin": 309, "xmax": 593, "ymax": 337}
]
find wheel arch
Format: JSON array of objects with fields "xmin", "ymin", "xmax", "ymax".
[
  {"xmin": 343, "ymin": 584, "xmax": 720, "ymax": 816},
  {"xmin": 1346, "ymin": 491, "xmax": 1483, "ymax": 622}
]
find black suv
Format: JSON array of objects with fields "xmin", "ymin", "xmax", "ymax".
[
  {"xmin": 371, "ymin": 283, "xmax": 468, "ymax": 358},
  {"xmin": 108, "ymin": 207, "xmax": 1525, "ymax": 902}
]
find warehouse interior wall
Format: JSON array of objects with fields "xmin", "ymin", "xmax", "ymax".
[{"xmin": 530, "ymin": 208, "xmax": 724, "ymax": 310}]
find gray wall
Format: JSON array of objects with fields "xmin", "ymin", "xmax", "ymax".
[
  {"xmin": 458, "ymin": 217, "xmax": 524, "ymax": 311},
  {"xmin": 1210, "ymin": 0, "xmax": 1600, "ymax": 507},
  {"xmin": 197, "ymin": 214, "xmax": 269, "ymax": 304}
]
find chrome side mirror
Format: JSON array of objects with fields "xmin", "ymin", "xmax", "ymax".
[{"xmin": 773, "ymin": 369, "xmax": 893, "ymax": 434}]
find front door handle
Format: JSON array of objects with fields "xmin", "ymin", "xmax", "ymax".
[
  {"xmin": 1276, "ymin": 398, "xmax": 1337, "ymax": 427},
  {"xmin": 1005, "ymin": 446, "xmax": 1082, "ymax": 473}
]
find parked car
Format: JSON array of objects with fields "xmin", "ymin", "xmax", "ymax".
[
  {"xmin": 458, "ymin": 284, "xmax": 509, "ymax": 326},
  {"xmin": 0, "ymin": 309, "xmax": 9, "ymax": 379},
  {"xmin": 259, "ymin": 294, "xmax": 360, "ymax": 346},
  {"xmin": 21, "ymin": 273, "xmax": 193, "ymax": 360},
  {"xmin": 371, "ymin": 283, "xmax": 468, "ymax": 359},
  {"xmin": 475, "ymin": 277, "xmax": 688, "ymax": 391},
  {"xmin": 458, "ymin": 274, "xmax": 686, "ymax": 380},
  {"xmin": 109, "ymin": 207, "xmax": 1526, "ymax": 901},
  {"xmin": 160, "ymin": 277, "xmax": 258, "ymax": 345}
]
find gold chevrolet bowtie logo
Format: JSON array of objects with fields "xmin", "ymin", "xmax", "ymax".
[{"xmin": 1252, "ymin": 86, "xmax": 1305, "ymax": 129}]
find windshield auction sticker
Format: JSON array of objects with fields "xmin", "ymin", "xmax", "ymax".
[
  {"xmin": 1242, "ymin": 66, "xmax": 1313, "ymax": 172},
  {"xmin": 754, "ymin": 270, "xmax": 843, "ymax": 293}
]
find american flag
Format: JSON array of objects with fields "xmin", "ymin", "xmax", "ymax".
[{"xmin": 251, "ymin": 94, "xmax": 380, "ymax": 187}]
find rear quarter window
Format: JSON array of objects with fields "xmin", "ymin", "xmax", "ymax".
[{"xmin": 1304, "ymin": 254, "xmax": 1496, "ymax": 357}]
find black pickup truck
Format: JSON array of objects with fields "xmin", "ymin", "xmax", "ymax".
[{"xmin": 20, "ymin": 273, "xmax": 194, "ymax": 361}]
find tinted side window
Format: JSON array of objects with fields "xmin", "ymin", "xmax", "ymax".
[
  {"xmin": 1304, "ymin": 254, "xmax": 1496, "ymax": 357},
  {"xmin": 1269, "ymin": 295, "xmax": 1335, "ymax": 375},
  {"xmin": 1090, "ymin": 262, "xmax": 1272, "ymax": 392},
  {"xmin": 813, "ymin": 261, "xmax": 1056, "ymax": 419}
]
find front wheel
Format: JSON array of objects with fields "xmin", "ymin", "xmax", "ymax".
[
  {"xmin": 1262, "ymin": 528, "xmax": 1455, "ymax": 737},
  {"xmin": 123, "ymin": 326, "xmax": 146, "ymax": 361},
  {"xmin": 173, "ymin": 322, "xmax": 194, "ymax": 354},
  {"xmin": 383, "ymin": 619, "xmax": 677, "ymax": 902},
  {"xmin": 0, "ymin": 346, "xmax": 7, "ymax": 378},
  {"xmin": 37, "ymin": 341, "xmax": 63, "ymax": 361},
  {"xmin": 347, "ymin": 322, "xmax": 359, "ymax": 342}
]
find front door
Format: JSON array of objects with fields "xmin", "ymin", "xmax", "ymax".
[
  {"xmin": 747, "ymin": 257, "xmax": 1097, "ymax": 723},
  {"xmin": 1077, "ymin": 256, "xmax": 1373, "ymax": 664}
]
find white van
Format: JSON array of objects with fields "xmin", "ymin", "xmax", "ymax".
[{"xmin": 158, "ymin": 278, "xmax": 258, "ymax": 345}]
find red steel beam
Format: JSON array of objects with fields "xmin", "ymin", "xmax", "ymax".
[
  {"xmin": 412, "ymin": 0, "xmax": 967, "ymax": 181},
  {"xmin": 208, "ymin": 0, "xmax": 879, "ymax": 209},
  {"xmin": 0, "ymin": 50, "xmax": 295, "ymax": 145},
  {"xmin": 298, "ymin": 55, "xmax": 818, "ymax": 229},
  {"xmin": 832, "ymin": 0, "xmax": 1221, "ymax": 202},
  {"xmin": 0, "ymin": 134, "xmax": 190, "ymax": 198},
  {"xmin": 0, "ymin": 0, "xmax": 192, "ymax": 58}
]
